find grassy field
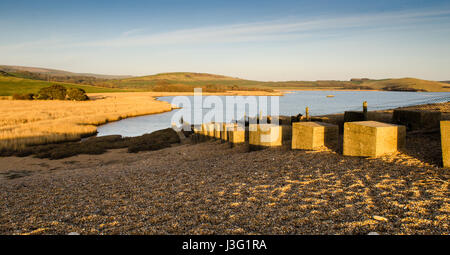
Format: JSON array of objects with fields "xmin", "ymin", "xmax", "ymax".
[
  {"xmin": 0, "ymin": 75, "xmax": 128, "ymax": 96},
  {"xmin": 0, "ymin": 93, "xmax": 173, "ymax": 149}
]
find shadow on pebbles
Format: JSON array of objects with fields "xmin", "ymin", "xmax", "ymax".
[{"xmin": 0, "ymin": 138, "xmax": 448, "ymax": 235}]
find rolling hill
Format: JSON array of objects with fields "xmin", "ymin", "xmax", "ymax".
[
  {"xmin": 101, "ymin": 72, "xmax": 266, "ymax": 92},
  {"xmin": 0, "ymin": 65, "xmax": 133, "ymax": 88},
  {"xmin": 361, "ymin": 78, "xmax": 450, "ymax": 92},
  {"xmin": 102, "ymin": 73, "xmax": 450, "ymax": 92},
  {"xmin": 0, "ymin": 74, "xmax": 126, "ymax": 96},
  {"xmin": 126, "ymin": 72, "xmax": 241, "ymax": 81},
  {"xmin": 0, "ymin": 65, "xmax": 132, "ymax": 79},
  {"xmin": 1, "ymin": 65, "xmax": 449, "ymax": 93}
]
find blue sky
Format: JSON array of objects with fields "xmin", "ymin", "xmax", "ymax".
[{"xmin": 1, "ymin": 0, "xmax": 449, "ymax": 81}]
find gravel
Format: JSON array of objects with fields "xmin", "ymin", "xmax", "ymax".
[
  {"xmin": 0, "ymin": 102, "xmax": 448, "ymax": 235},
  {"xmin": 0, "ymin": 135, "xmax": 448, "ymax": 235}
]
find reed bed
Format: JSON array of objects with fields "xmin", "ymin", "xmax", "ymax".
[{"xmin": 0, "ymin": 93, "xmax": 173, "ymax": 149}]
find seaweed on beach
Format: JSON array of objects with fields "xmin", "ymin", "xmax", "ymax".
[
  {"xmin": 0, "ymin": 128, "xmax": 180, "ymax": 160},
  {"xmin": 127, "ymin": 128, "xmax": 181, "ymax": 153}
]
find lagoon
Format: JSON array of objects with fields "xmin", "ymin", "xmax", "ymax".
[{"xmin": 97, "ymin": 91, "xmax": 450, "ymax": 137}]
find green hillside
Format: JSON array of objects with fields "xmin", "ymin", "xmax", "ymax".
[
  {"xmin": 126, "ymin": 72, "xmax": 241, "ymax": 81},
  {"xmin": 98, "ymin": 72, "xmax": 270, "ymax": 92},
  {"xmin": 1, "ymin": 65, "xmax": 449, "ymax": 93},
  {"xmin": 0, "ymin": 75, "xmax": 126, "ymax": 96},
  {"xmin": 358, "ymin": 78, "xmax": 450, "ymax": 92},
  {"xmin": 98, "ymin": 72, "xmax": 450, "ymax": 92},
  {"xmin": 0, "ymin": 65, "xmax": 132, "ymax": 79}
]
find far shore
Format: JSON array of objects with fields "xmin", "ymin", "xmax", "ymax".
[{"xmin": 276, "ymin": 88, "xmax": 416, "ymax": 92}]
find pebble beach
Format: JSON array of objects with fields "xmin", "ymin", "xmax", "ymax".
[{"xmin": 0, "ymin": 103, "xmax": 449, "ymax": 235}]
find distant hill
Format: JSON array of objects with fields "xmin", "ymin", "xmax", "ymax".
[
  {"xmin": 102, "ymin": 73, "xmax": 450, "ymax": 92},
  {"xmin": 127, "ymin": 72, "xmax": 241, "ymax": 81},
  {"xmin": 0, "ymin": 65, "xmax": 133, "ymax": 89},
  {"xmin": 1, "ymin": 65, "xmax": 449, "ymax": 92},
  {"xmin": 0, "ymin": 70, "xmax": 13, "ymax": 77},
  {"xmin": 0, "ymin": 73, "xmax": 125, "ymax": 96},
  {"xmin": 100, "ymin": 72, "xmax": 269, "ymax": 92},
  {"xmin": 0, "ymin": 65, "xmax": 132, "ymax": 79},
  {"xmin": 358, "ymin": 78, "xmax": 450, "ymax": 92}
]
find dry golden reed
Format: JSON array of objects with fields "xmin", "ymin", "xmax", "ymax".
[{"xmin": 0, "ymin": 92, "xmax": 173, "ymax": 149}]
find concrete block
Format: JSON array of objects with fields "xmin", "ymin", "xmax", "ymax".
[
  {"xmin": 202, "ymin": 123, "xmax": 215, "ymax": 137},
  {"xmin": 221, "ymin": 123, "xmax": 234, "ymax": 141},
  {"xmin": 214, "ymin": 122, "xmax": 223, "ymax": 139},
  {"xmin": 441, "ymin": 121, "xmax": 450, "ymax": 168},
  {"xmin": 208, "ymin": 123, "xmax": 215, "ymax": 137},
  {"xmin": 249, "ymin": 124, "xmax": 282, "ymax": 147},
  {"xmin": 393, "ymin": 110, "xmax": 441, "ymax": 131},
  {"xmin": 227, "ymin": 124, "xmax": 245, "ymax": 144},
  {"xmin": 292, "ymin": 122, "xmax": 339, "ymax": 150},
  {"xmin": 200, "ymin": 124, "xmax": 207, "ymax": 136},
  {"xmin": 343, "ymin": 121, "xmax": 406, "ymax": 157}
]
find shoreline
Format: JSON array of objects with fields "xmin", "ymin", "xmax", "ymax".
[
  {"xmin": 6, "ymin": 101, "xmax": 449, "ymax": 156},
  {"xmin": 2, "ymin": 90, "xmax": 283, "ymax": 150},
  {"xmin": 95, "ymin": 92, "xmax": 449, "ymax": 137},
  {"xmin": 0, "ymin": 90, "xmax": 281, "ymax": 150},
  {"xmin": 0, "ymin": 93, "xmax": 175, "ymax": 149},
  {"xmin": 1, "ymin": 90, "xmax": 448, "ymax": 150}
]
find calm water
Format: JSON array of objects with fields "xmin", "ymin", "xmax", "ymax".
[{"xmin": 97, "ymin": 91, "xmax": 450, "ymax": 137}]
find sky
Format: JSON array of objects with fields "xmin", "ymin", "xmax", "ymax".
[{"xmin": 0, "ymin": 0, "xmax": 450, "ymax": 81}]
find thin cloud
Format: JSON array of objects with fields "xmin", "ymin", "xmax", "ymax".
[
  {"xmin": 1, "ymin": 7, "xmax": 449, "ymax": 50},
  {"xmin": 76, "ymin": 8, "xmax": 450, "ymax": 47},
  {"xmin": 121, "ymin": 28, "xmax": 146, "ymax": 37}
]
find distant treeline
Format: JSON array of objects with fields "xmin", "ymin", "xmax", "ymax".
[
  {"xmin": 151, "ymin": 82, "xmax": 273, "ymax": 93},
  {"xmin": 12, "ymin": 85, "xmax": 89, "ymax": 101},
  {"xmin": 265, "ymin": 80, "xmax": 375, "ymax": 90}
]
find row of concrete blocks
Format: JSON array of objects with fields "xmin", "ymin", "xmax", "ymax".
[
  {"xmin": 194, "ymin": 121, "xmax": 449, "ymax": 167},
  {"xmin": 194, "ymin": 121, "xmax": 405, "ymax": 156},
  {"xmin": 193, "ymin": 122, "xmax": 245, "ymax": 144}
]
